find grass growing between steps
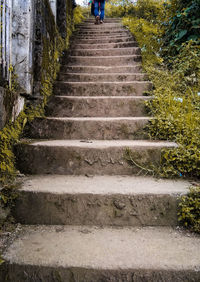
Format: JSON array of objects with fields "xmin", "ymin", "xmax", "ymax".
[{"xmin": 121, "ymin": 0, "xmax": 200, "ymax": 179}]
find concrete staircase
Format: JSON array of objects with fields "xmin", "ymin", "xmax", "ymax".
[{"xmin": 1, "ymin": 18, "xmax": 200, "ymax": 281}]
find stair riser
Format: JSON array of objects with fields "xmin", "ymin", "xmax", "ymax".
[
  {"xmin": 61, "ymin": 65, "xmax": 142, "ymax": 73},
  {"xmin": 67, "ymin": 55, "xmax": 141, "ymax": 66},
  {"xmin": 71, "ymin": 37, "xmax": 133, "ymax": 44},
  {"xmin": 15, "ymin": 144, "xmax": 163, "ymax": 175},
  {"xmin": 77, "ymin": 24, "xmax": 123, "ymax": 29},
  {"xmin": 69, "ymin": 48, "xmax": 141, "ymax": 56},
  {"xmin": 54, "ymin": 82, "xmax": 152, "ymax": 96},
  {"xmin": 14, "ymin": 191, "xmax": 179, "ymax": 226},
  {"xmin": 73, "ymin": 34, "xmax": 130, "ymax": 40},
  {"xmin": 61, "ymin": 64, "xmax": 142, "ymax": 74},
  {"xmin": 58, "ymin": 73, "xmax": 147, "ymax": 82},
  {"xmin": 1, "ymin": 263, "xmax": 199, "ymax": 282},
  {"xmin": 84, "ymin": 19, "xmax": 121, "ymax": 23},
  {"xmin": 75, "ymin": 29, "xmax": 128, "ymax": 34},
  {"xmin": 26, "ymin": 118, "xmax": 149, "ymax": 140},
  {"xmin": 46, "ymin": 96, "xmax": 150, "ymax": 117},
  {"xmin": 71, "ymin": 42, "xmax": 138, "ymax": 49}
]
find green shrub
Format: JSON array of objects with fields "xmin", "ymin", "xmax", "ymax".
[
  {"xmin": 162, "ymin": 0, "xmax": 200, "ymax": 58},
  {"xmin": 121, "ymin": 0, "xmax": 200, "ymax": 178},
  {"xmin": 178, "ymin": 186, "xmax": 200, "ymax": 233}
]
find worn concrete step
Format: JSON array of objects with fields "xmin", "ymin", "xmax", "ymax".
[
  {"xmin": 25, "ymin": 117, "xmax": 150, "ymax": 140},
  {"xmin": 1, "ymin": 225, "xmax": 200, "ymax": 282},
  {"xmin": 54, "ymin": 81, "xmax": 152, "ymax": 96},
  {"xmin": 46, "ymin": 96, "xmax": 151, "ymax": 117},
  {"xmin": 69, "ymin": 48, "xmax": 141, "ymax": 57},
  {"xmin": 15, "ymin": 140, "xmax": 177, "ymax": 175},
  {"xmin": 71, "ymin": 41, "xmax": 138, "ymax": 49},
  {"xmin": 13, "ymin": 175, "xmax": 189, "ymax": 226},
  {"xmin": 58, "ymin": 73, "xmax": 147, "ymax": 82},
  {"xmin": 73, "ymin": 34, "xmax": 131, "ymax": 40},
  {"xmin": 71, "ymin": 36, "xmax": 134, "ymax": 44},
  {"xmin": 75, "ymin": 29, "xmax": 128, "ymax": 35},
  {"xmin": 84, "ymin": 18, "xmax": 121, "ymax": 23},
  {"xmin": 66, "ymin": 55, "xmax": 141, "ymax": 66},
  {"xmin": 76, "ymin": 23, "xmax": 123, "ymax": 29},
  {"xmin": 61, "ymin": 65, "xmax": 142, "ymax": 73},
  {"xmin": 74, "ymin": 32, "xmax": 130, "ymax": 38}
]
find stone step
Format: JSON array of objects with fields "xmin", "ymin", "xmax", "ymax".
[
  {"xmin": 1, "ymin": 225, "xmax": 200, "ymax": 281},
  {"xmin": 61, "ymin": 65, "xmax": 142, "ymax": 73},
  {"xmin": 58, "ymin": 73, "xmax": 147, "ymax": 82},
  {"xmin": 76, "ymin": 23, "xmax": 123, "ymax": 29},
  {"xmin": 75, "ymin": 29, "xmax": 128, "ymax": 34},
  {"xmin": 66, "ymin": 55, "xmax": 141, "ymax": 66},
  {"xmin": 84, "ymin": 18, "xmax": 121, "ymax": 23},
  {"xmin": 13, "ymin": 175, "xmax": 189, "ymax": 226},
  {"xmin": 54, "ymin": 81, "xmax": 152, "ymax": 96},
  {"xmin": 73, "ymin": 34, "xmax": 131, "ymax": 40},
  {"xmin": 46, "ymin": 96, "xmax": 151, "ymax": 117},
  {"xmin": 25, "ymin": 117, "xmax": 150, "ymax": 140},
  {"xmin": 71, "ymin": 36, "xmax": 134, "ymax": 44},
  {"xmin": 68, "ymin": 48, "xmax": 141, "ymax": 57},
  {"xmin": 15, "ymin": 140, "xmax": 177, "ymax": 175},
  {"xmin": 71, "ymin": 41, "xmax": 138, "ymax": 49}
]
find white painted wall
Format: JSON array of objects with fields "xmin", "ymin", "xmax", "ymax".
[
  {"xmin": 11, "ymin": 0, "xmax": 34, "ymax": 94},
  {"xmin": 49, "ymin": 0, "xmax": 57, "ymax": 21}
]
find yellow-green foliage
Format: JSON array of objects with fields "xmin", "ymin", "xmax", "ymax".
[
  {"xmin": 106, "ymin": 0, "xmax": 126, "ymax": 18},
  {"xmin": 178, "ymin": 186, "xmax": 200, "ymax": 233},
  {"xmin": 123, "ymin": 17, "xmax": 163, "ymax": 66},
  {"xmin": 121, "ymin": 0, "xmax": 200, "ymax": 178},
  {"xmin": 73, "ymin": 6, "xmax": 87, "ymax": 25}
]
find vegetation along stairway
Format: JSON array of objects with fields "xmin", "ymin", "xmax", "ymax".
[{"xmin": 1, "ymin": 18, "xmax": 200, "ymax": 281}]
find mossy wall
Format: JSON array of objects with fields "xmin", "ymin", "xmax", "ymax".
[{"xmin": 0, "ymin": 0, "xmax": 84, "ymax": 185}]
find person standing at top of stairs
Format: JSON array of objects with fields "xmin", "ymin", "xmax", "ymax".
[{"xmin": 93, "ymin": 0, "xmax": 106, "ymax": 24}]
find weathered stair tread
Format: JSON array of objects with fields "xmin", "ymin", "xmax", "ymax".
[
  {"xmin": 22, "ymin": 139, "xmax": 177, "ymax": 148},
  {"xmin": 55, "ymin": 81, "xmax": 151, "ymax": 97},
  {"xmin": 72, "ymin": 37, "xmax": 135, "ymax": 44},
  {"xmin": 61, "ymin": 65, "xmax": 142, "ymax": 73},
  {"xmin": 71, "ymin": 41, "xmax": 138, "ymax": 49},
  {"xmin": 67, "ymin": 55, "xmax": 142, "ymax": 66},
  {"xmin": 15, "ymin": 140, "xmax": 177, "ymax": 175},
  {"xmin": 56, "ymin": 95, "xmax": 150, "ymax": 99},
  {"xmin": 20, "ymin": 175, "xmax": 190, "ymax": 195},
  {"xmin": 26, "ymin": 117, "xmax": 150, "ymax": 140},
  {"xmin": 13, "ymin": 176, "xmax": 189, "ymax": 226},
  {"xmin": 75, "ymin": 30, "xmax": 129, "ymax": 35},
  {"xmin": 58, "ymin": 72, "xmax": 147, "ymax": 82},
  {"xmin": 45, "ymin": 117, "xmax": 150, "ymax": 120},
  {"xmin": 46, "ymin": 95, "xmax": 151, "ymax": 117},
  {"xmin": 69, "ymin": 48, "xmax": 141, "ymax": 56},
  {"xmin": 1, "ymin": 226, "xmax": 200, "ymax": 281}
]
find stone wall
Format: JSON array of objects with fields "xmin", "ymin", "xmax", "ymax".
[
  {"xmin": 0, "ymin": 87, "xmax": 6, "ymax": 129},
  {"xmin": 0, "ymin": 0, "xmax": 73, "ymax": 129},
  {"xmin": 33, "ymin": 0, "xmax": 72, "ymax": 98}
]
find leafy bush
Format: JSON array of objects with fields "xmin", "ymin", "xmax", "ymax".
[
  {"xmin": 162, "ymin": 0, "xmax": 200, "ymax": 58},
  {"xmin": 106, "ymin": 0, "xmax": 127, "ymax": 18},
  {"xmin": 123, "ymin": 16, "xmax": 163, "ymax": 66},
  {"xmin": 178, "ymin": 186, "xmax": 200, "ymax": 233},
  {"xmin": 121, "ymin": 0, "xmax": 200, "ymax": 178}
]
